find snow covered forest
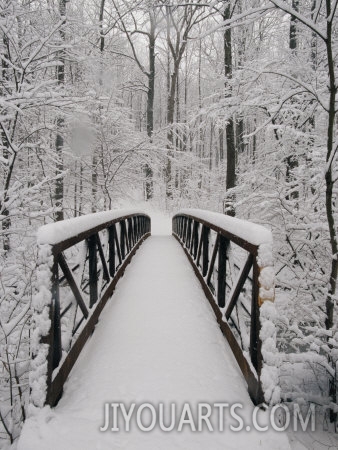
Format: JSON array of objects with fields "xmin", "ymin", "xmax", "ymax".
[{"xmin": 0, "ymin": 0, "xmax": 337, "ymax": 446}]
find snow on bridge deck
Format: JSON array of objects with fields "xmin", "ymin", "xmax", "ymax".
[{"xmin": 18, "ymin": 213, "xmax": 290, "ymax": 450}]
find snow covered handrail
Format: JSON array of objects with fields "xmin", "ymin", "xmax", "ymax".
[
  {"xmin": 172, "ymin": 210, "xmax": 276, "ymax": 405},
  {"xmin": 31, "ymin": 211, "xmax": 151, "ymax": 407}
]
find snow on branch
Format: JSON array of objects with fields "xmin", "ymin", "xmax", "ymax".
[
  {"xmin": 198, "ymin": 5, "xmax": 276, "ymax": 39},
  {"xmin": 327, "ymin": 0, "xmax": 338, "ymax": 22},
  {"xmin": 269, "ymin": 0, "xmax": 327, "ymax": 41}
]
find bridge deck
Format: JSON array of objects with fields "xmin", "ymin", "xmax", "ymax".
[{"xmin": 19, "ymin": 215, "xmax": 290, "ymax": 449}]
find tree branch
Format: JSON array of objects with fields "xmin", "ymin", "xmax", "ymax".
[
  {"xmin": 269, "ymin": 0, "xmax": 327, "ymax": 40},
  {"xmin": 111, "ymin": 0, "xmax": 150, "ymax": 77}
]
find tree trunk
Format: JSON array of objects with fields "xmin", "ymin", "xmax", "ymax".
[
  {"xmin": 91, "ymin": 153, "xmax": 98, "ymax": 213},
  {"xmin": 289, "ymin": 0, "xmax": 299, "ymax": 51},
  {"xmin": 310, "ymin": 1, "xmax": 318, "ymax": 70},
  {"xmin": 224, "ymin": 4, "xmax": 236, "ymax": 217},
  {"xmin": 1, "ymin": 28, "xmax": 11, "ymax": 251},
  {"xmin": 324, "ymin": 0, "xmax": 337, "ymax": 331},
  {"xmin": 54, "ymin": 0, "xmax": 67, "ymax": 222},
  {"xmin": 219, "ymin": 129, "xmax": 224, "ymax": 162},
  {"xmin": 236, "ymin": 118, "xmax": 245, "ymax": 154},
  {"xmin": 235, "ymin": 0, "xmax": 245, "ymax": 160},
  {"xmin": 285, "ymin": 0, "xmax": 299, "ymax": 201},
  {"xmin": 325, "ymin": 1, "xmax": 337, "ymax": 420},
  {"xmin": 145, "ymin": 12, "xmax": 155, "ymax": 200},
  {"xmin": 91, "ymin": 0, "xmax": 106, "ymax": 213}
]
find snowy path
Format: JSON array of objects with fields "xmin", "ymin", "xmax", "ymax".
[{"xmin": 18, "ymin": 215, "xmax": 290, "ymax": 450}]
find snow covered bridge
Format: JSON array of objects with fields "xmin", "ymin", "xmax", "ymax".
[{"xmin": 18, "ymin": 210, "xmax": 290, "ymax": 449}]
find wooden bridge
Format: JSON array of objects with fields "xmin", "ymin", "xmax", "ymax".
[{"xmin": 19, "ymin": 209, "xmax": 290, "ymax": 449}]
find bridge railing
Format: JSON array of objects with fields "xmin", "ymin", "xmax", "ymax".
[
  {"xmin": 31, "ymin": 210, "xmax": 151, "ymax": 407},
  {"xmin": 172, "ymin": 209, "xmax": 276, "ymax": 405}
]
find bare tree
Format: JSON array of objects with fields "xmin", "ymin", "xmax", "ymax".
[
  {"xmin": 159, "ymin": 0, "xmax": 212, "ymax": 198},
  {"xmin": 54, "ymin": 0, "xmax": 68, "ymax": 221},
  {"xmin": 223, "ymin": 1, "xmax": 236, "ymax": 216},
  {"xmin": 112, "ymin": 0, "xmax": 161, "ymax": 199}
]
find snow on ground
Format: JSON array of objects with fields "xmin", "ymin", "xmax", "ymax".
[
  {"xmin": 149, "ymin": 210, "xmax": 172, "ymax": 235},
  {"xmin": 286, "ymin": 428, "xmax": 338, "ymax": 450},
  {"xmin": 18, "ymin": 212, "xmax": 291, "ymax": 450}
]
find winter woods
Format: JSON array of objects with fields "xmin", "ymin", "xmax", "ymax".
[{"xmin": 0, "ymin": 0, "xmax": 337, "ymax": 445}]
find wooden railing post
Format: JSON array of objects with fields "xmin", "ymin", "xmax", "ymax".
[
  {"xmin": 183, "ymin": 217, "xmax": 187, "ymax": 245},
  {"xmin": 217, "ymin": 235, "xmax": 228, "ymax": 308},
  {"xmin": 108, "ymin": 225, "xmax": 116, "ymax": 277},
  {"xmin": 132, "ymin": 217, "xmax": 137, "ymax": 245},
  {"xmin": 187, "ymin": 218, "xmax": 192, "ymax": 250},
  {"xmin": 250, "ymin": 257, "xmax": 261, "ymax": 373},
  {"xmin": 202, "ymin": 226, "xmax": 209, "ymax": 277},
  {"xmin": 127, "ymin": 218, "xmax": 132, "ymax": 249},
  {"xmin": 135, "ymin": 217, "xmax": 139, "ymax": 241},
  {"xmin": 192, "ymin": 221, "xmax": 199, "ymax": 259},
  {"xmin": 141, "ymin": 217, "xmax": 144, "ymax": 237},
  {"xmin": 120, "ymin": 221, "xmax": 126, "ymax": 259},
  {"xmin": 51, "ymin": 256, "xmax": 62, "ymax": 369},
  {"xmin": 88, "ymin": 234, "xmax": 98, "ymax": 308}
]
